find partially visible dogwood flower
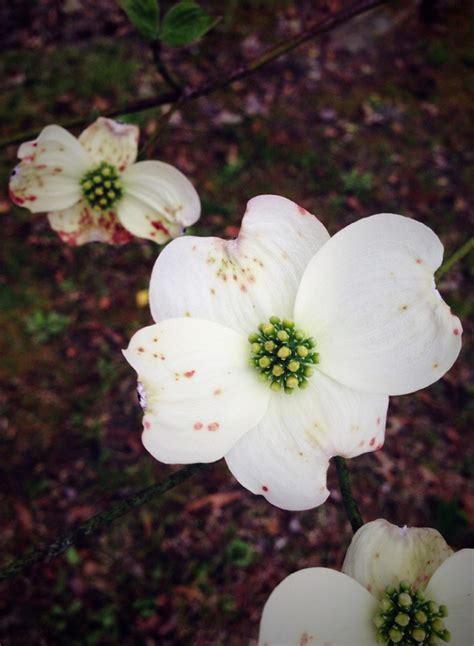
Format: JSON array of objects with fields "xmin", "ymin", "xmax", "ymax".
[
  {"xmin": 9, "ymin": 117, "xmax": 200, "ymax": 245},
  {"xmin": 259, "ymin": 519, "xmax": 473, "ymax": 646},
  {"xmin": 124, "ymin": 195, "xmax": 461, "ymax": 511}
]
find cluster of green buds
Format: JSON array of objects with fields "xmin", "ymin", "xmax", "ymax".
[
  {"xmin": 248, "ymin": 316, "xmax": 319, "ymax": 393},
  {"xmin": 80, "ymin": 161, "xmax": 123, "ymax": 212},
  {"xmin": 374, "ymin": 581, "xmax": 450, "ymax": 645}
]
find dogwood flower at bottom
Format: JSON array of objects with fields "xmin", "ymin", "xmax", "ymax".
[
  {"xmin": 124, "ymin": 195, "xmax": 461, "ymax": 511},
  {"xmin": 259, "ymin": 519, "xmax": 473, "ymax": 646}
]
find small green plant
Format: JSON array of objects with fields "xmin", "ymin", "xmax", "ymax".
[
  {"xmin": 25, "ymin": 310, "xmax": 71, "ymax": 343},
  {"xmin": 342, "ymin": 168, "xmax": 374, "ymax": 198},
  {"xmin": 119, "ymin": 0, "xmax": 217, "ymax": 47},
  {"xmin": 225, "ymin": 538, "xmax": 255, "ymax": 568}
]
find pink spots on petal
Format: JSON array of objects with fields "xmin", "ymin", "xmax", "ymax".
[
  {"xmin": 376, "ymin": 416, "xmax": 381, "ymax": 425},
  {"xmin": 144, "ymin": 420, "xmax": 151, "ymax": 430},
  {"xmin": 213, "ymin": 388, "xmax": 222, "ymax": 396},
  {"xmin": 261, "ymin": 485, "xmax": 269, "ymax": 492},
  {"xmin": 207, "ymin": 422, "xmax": 219, "ymax": 432},
  {"xmin": 240, "ymin": 284, "xmax": 248, "ymax": 292},
  {"xmin": 111, "ymin": 224, "xmax": 133, "ymax": 245},
  {"xmin": 297, "ymin": 205, "xmax": 307, "ymax": 215},
  {"xmin": 453, "ymin": 328, "xmax": 460, "ymax": 336},
  {"xmin": 184, "ymin": 370, "xmax": 195, "ymax": 378},
  {"xmin": 151, "ymin": 220, "xmax": 170, "ymax": 236},
  {"xmin": 369, "ymin": 437, "xmax": 376, "ymax": 446},
  {"xmin": 9, "ymin": 189, "xmax": 24, "ymax": 205},
  {"xmin": 193, "ymin": 422, "xmax": 203, "ymax": 430},
  {"xmin": 416, "ymin": 258, "xmax": 422, "ymax": 264},
  {"xmin": 25, "ymin": 195, "xmax": 37, "ymax": 202},
  {"xmin": 376, "ymin": 442, "xmax": 383, "ymax": 450},
  {"xmin": 138, "ymin": 347, "xmax": 145, "ymax": 353},
  {"xmin": 57, "ymin": 230, "xmax": 78, "ymax": 246}
]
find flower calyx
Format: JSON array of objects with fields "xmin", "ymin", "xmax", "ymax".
[
  {"xmin": 81, "ymin": 161, "xmax": 123, "ymax": 212},
  {"xmin": 248, "ymin": 316, "xmax": 319, "ymax": 393},
  {"xmin": 374, "ymin": 580, "xmax": 450, "ymax": 646}
]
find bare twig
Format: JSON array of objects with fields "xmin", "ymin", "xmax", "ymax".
[
  {"xmin": 0, "ymin": 464, "xmax": 206, "ymax": 582},
  {"xmin": 0, "ymin": 0, "xmax": 393, "ymax": 149}
]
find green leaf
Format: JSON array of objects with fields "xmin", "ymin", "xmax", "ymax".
[
  {"xmin": 159, "ymin": 1, "xmax": 215, "ymax": 48},
  {"xmin": 119, "ymin": 0, "xmax": 160, "ymax": 41}
]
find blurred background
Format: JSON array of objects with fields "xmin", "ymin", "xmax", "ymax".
[{"xmin": 0, "ymin": 0, "xmax": 473, "ymax": 644}]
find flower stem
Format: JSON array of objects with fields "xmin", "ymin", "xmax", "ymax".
[
  {"xmin": 0, "ymin": 463, "xmax": 206, "ymax": 582},
  {"xmin": 334, "ymin": 456, "xmax": 363, "ymax": 533},
  {"xmin": 436, "ymin": 236, "xmax": 474, "ymax": 280}
]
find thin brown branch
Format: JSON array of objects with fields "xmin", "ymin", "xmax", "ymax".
[
  {"xmin": 0, "ymin": 464, "xmax": 206, "ymax": 582},
  {"xmin": 0, "ymin": 0, "xmax": 394, "ymax": 149}
]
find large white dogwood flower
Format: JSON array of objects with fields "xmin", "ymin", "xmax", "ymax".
[
  {"xmin": 9, "ymin": 117, "xmax": 200, "ymax": 245},
  {"xmin": 259, "ymin": 519, "xmax": 473, "ymax": 646},
  {"xmin": 124, "ymin": 195, "xmax": 462, "ymax": 511}
]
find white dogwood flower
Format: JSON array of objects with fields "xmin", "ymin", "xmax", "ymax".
[
  {"xmin": 9, "ymin": 117, "xmax": 200, "ymax": 245},
  {"xmin": 259, "ymin": 519, "xmax": 473, "ymax": 646},
  {"xmin": 124, "ymin": 195, "xmax": 461, "ymax": 511}
]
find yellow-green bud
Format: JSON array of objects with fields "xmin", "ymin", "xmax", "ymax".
[
  {"xmin": 285, "ymin": 376, "xmax": 298, "ymax": 389},
  {"xmin": 288, "ymin": 360, "xmax": 300, "ymax": 372},
  {"xmin": 259, "ymin": 356, "xmax": 271, "ymax": 369},
  {"xmin": 395, "ymin": 613, "xmax": 410, "ymax": 627},
  {"xmin": 277, "ymin": 330, "xmax": 289, "ymax": 342},
  {"xmin": 272, "ymin": 365, "xmax": 284, "ymax": 377},
  {"xmin": 411, "ymin": 628, "xmax": 426, "ymax": 642},
  {"xmin": 277, "ymin": 346, "xmax": 291, "ymax": 359},
  {"xmin": 296, "ymin": 345, "xmax": 309, "ymax": 357},
  {"xmin": 264, "ymin": 340, "xmax": 275, "ymax": 352}
]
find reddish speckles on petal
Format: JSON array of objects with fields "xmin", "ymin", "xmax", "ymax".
[
  {"xmin": 369, "ymin": 437, "xmax": 376, "ymax": 446},
  {"xmin": 193, "ymin": 422, "xmax": 203, "ymax": 430},
  {"xmin": 57, "ymin": 230, "xmax": 78, "ymax": 246},
  {"xmin": 151, "ymin": 220, "xmax": 170, "ymax": 236},
  {"xmin": 213, "ymin": 388, "xmax": 222, "ymax": 396},
  {"xmin": 207, "ymin": 422, "xmax": 219, "ymax": 432},
  {"xmin": 453, "ymin": 328, "xmax": 460, "ymax": 336},
  {"xmin": 26, "ymin": 195, "xmax": 37, "ymax": 202},
  {"xmin": 111, "ymin": 224, "xmax": 133, "ymax": 245},
  {"xmin": 376, "ymin": 416, "xmax": 381, "ymax": 425},
  {"xmin": 376, "ymin": 442, "xmax": 383, "ymax": 450},
  {"xmin": 184, "ymin": 370, "xmax": 195, "ymax": 378},
  {"xmin": 261, "ymin": 485, "xmax": 269, "ymax": 492},
  {"xmin": 9, "ymin": 189, "xmax": 24, "ymax": 205},
  {"xmin": 297, "ymin": 205, "xmax": 307, "ymax": 215},
  {"xmin": 240, "ymin": 284, "xmax": 248, "ymax": 292},
  {"xmin": 416, "ymin": 258, "xmax": 422, "ymax": 264},
  {"xmin": 144, "ymin": 420, "xmax": 151, "ymax": 430},
  {"xmin": 138, "ymin": 347, "xmax": 145, "ymax": 353}
]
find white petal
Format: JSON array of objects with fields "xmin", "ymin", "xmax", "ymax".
[
  {"xmin": 259, "ymin": 568, "xmax": 378, "ymax": 646},
  {"xmin": 342, "ymin": 519, "xmax": 453, "ymax": 598},
  {"xmin": 122, "ymin": 160, "xmax": 200, "ymax": 228},
  {"xmin": 123, "ymin": 318, "xmax": 270, "ymax": 463},
  {"xmin": 78, "ymin": 117, "xmax": 139, "ymax": 170},
  {"xmin": 225, "ymin": 371, "xmax": 387, "ymax": 511},
  {"xmin": 150, "ymin": 195, "xmax": 330, "ymax": 333},
  {"xmin": 10, "ymin": 125, "xmax": 89, "ymax": 212},
  {"xmin": 117, "ymin": 194, "xmax": 183, "ymax": 244},
  {"xmin": 425, "ymin": 549, "xmax": 474, "ymax": 646},
  {"xmin": 295, "ymin": 213, "xmax": 462, "ymax": 395},
  {"xmin": 48, "ymin": 200, "xmax": 133, "ymax": 246}
]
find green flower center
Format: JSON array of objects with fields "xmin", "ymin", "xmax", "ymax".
[
  {"xmin": 374, "ymin": 581, "xmax": 450, "ymax": 646},
  {"xmin": 248, "ymin": 316, "xmax": 319, "ymax": 393},
  {"xmin": 80, "ymin": 162, "xmax": 123, "ymax": 212}
]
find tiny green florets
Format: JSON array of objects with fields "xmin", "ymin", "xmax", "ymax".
[
  {"xmin": 374, "ymin": 581, "xmax": 450, "ymax": 646},
  {"xmin": 80, "ymin": 162, "xmax": 123, "ymax": 212},
  {"xmin": 248, "ymin": 316, "xmax": 319, "ymax": 393}
]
